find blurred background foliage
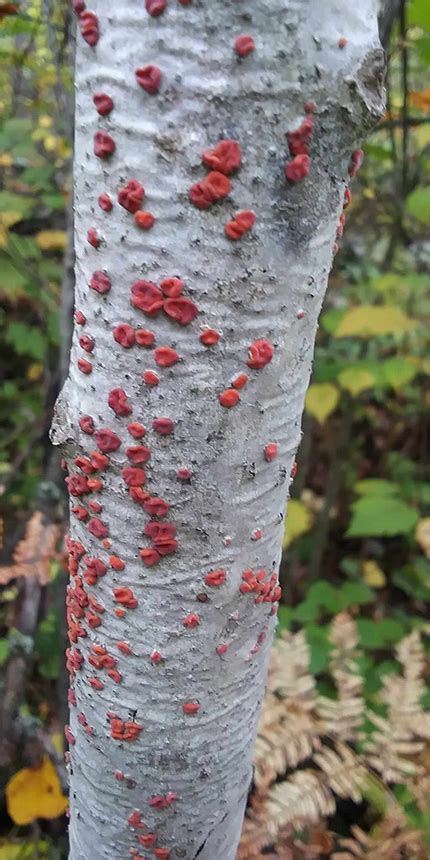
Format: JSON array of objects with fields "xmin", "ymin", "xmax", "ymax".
[{"xmin": 0, "ymin": 0, "xmax": 429, "ymax": 857}]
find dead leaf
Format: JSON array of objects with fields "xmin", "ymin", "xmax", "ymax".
[{"xmin": 0, "ymin": 511, "xmax": 61, "ymax": 585}]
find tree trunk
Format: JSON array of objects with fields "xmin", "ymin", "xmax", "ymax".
[{"xmin": 52, "ymin": 2, "xmax": 384, "ymax": 858}]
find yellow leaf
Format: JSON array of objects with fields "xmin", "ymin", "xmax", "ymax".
[
  {"xmin": 415, "ymin": 518, "xmax": 430, "ymax": 559},
  {"xmin": 283, "ymin": 499, "xmax": 313, "ymax": 548},
  {"xmin": 26, "ymin": 362, "xmax": 44, "ymax": 381},
  {"xmin": 362, "ymin": 560, "xmax": 386, "ymax": 588},
  {"xmin": 338, "ymin": 368, "xmax": 375, "ymax": 395},
  {"xmin": 35, "ymin": 230, "xmax": 67, "ymax": 251},
  {"xmin": 335, "ymin": 305, "xmax": 415, "ymax": 338},
  {"xmin": 6, "ymin": 755, "xmax": 68, "ymax": 825},
  {"xmin": 39, "ymin": 114, "xmax": 53, "ymax": 128},
  {"xmin": 410, "ymin": 89, "xmax": 430, "ymax": 111},
  {"xmin": 305, "ymin": 383, "xmax": 340, "ymax": 424},
  {"xmin": 0, "ymin": 841, "xmax": 49, "ymax": 859},
  {"xmin": 50, "ymin": 731, "xmax": 64, "ymax": 756},
  {"xmin": 0, "ymin": 153, "xmax": 12, "ymax": 167},
  {"xmin": 43, "ymin": 134, "xmax": 58, "ymax": 152}
]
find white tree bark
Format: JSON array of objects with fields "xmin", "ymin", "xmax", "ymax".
[{"xmin": 52, "ymin": 2, "xmax": 384, "ymax": 858}]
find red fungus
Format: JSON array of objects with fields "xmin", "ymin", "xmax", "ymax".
[
  {"xmin": 199, "ymin": 328, "xmax": 220, "ymax": 346},
  {"xmin": 90, "ymin": 270, "xmax": 111, "ymax": 295},
  {"xmin": 98, "ymin": 192, "xmax": 113, "ymax": 212},
  {"xmin": 225, "ymin": 209, "xmax": 256, "ymax": 240},
  {"xmin": 79, "ymin": 335, "xmax": 94, "ymax": 353},
  {"xmin": 152, "ymin": 417, "xmax": 174, "ymax": 436},
  {"xmin": 135, "ymin": 65, "xmax": 162, "ymax": 94},
  {"xmin": 134, "ymin": 210, "xmax": 155, "ymax": 229},
  {"xmin": 160, "ymin": 277, "xmax": 183, "ymax": 298},
  {"xmin": 234, "ymin": 34, "xmax": 255, "ymax": 57},
  {"xmin": 94, "ymin": 131, "xmax": 116, "ymax": 159},
  {"xmin": 264, "ymin": 442, "xmax": 278, "ymax": 462},
  {"xmin": 139, "ymin": 547, "xmax": 161, "ymax": 566},
  {"xmin": 77, "ymin": 358, "xmax": 92, "ymax": 374},
  {"xmin": 164, "ymin": 296, "xmax": 198, "ymax": 325},
  {"xmin": 87, "ymin": 227, "xmax": 100, "ymax": 248},
  {"xmin": 182, "ymin": 701, "xmax": 200, "ymax": 715},
  {"xmin": 135, "ymin": 328, "xmax": 156, "ymax": 346},
  {"xmin": 145, "ymin": 0, "xmax": 166, "ymax": 15},
  {"xmin": 202, "ymin": 139, "xmax": 241, "ymax": 175},
  {"xmin": 285, "ymin": 153, "xmax": 310, "ymax": 182},
  {"xmin": 93, "ymin": 92, "xmax": 113, "ymax": 115},
  {"xmin": 219, "ymin": 389, "xmax": 240, "ymax": 408},
  {"xmin": 75, "ymin": 310, "xmax": 86, "ymax": 325},
  {"xmin": 95, "ymin": 428, "xmax": 121, "ymax": 453},
  {"xmin": 183, "ymin": 613, "xmax": 200, "ymax": 628},
  {"xmin": 113, "ymin": 323, "xmax": 135, "ymax": 348},
  {"xmin": 247, "ymin": 338, "xmax": 273, "ymax": 370},
  {"xmin": 108, "ymin": 388, "xmax": 132, "ymax": 417},
  {"xmin": 154, "ymin": 346, "xmax": 180, "ymax": 367},
  {"xmin": 131, "ymin": 280, "xmax": 164, "ymax": 316},
  {"xmin": 143, "ymin": 370, "xmax": 160, "ymax": 386},
  {"xmin": 205, "ymin": 569, "xmax": 227, "ymax": 587},
  {"xmin": 118, "ymin": 179, "xmax": 145, "ymax": 213},
  {"xmin": 128, "ymin": 422, "xmax": 146, "ymax": 438},
  {"xmin": 79, "ymin": 10, "xmax": 99, "ymax": 46}
]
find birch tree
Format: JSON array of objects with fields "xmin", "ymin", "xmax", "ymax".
[{"xmin": 52, "ymin": 1, "xmax": 385, "ymax": 857}]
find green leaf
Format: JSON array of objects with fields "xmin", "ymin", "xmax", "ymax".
[
  {"xmin": 339, "ymin": 581, "xmax": 375, "ymax": 607},
  {"xmin": 6, "ymin": 323, "xmax": 47, "ymax": 360},
  {"xmin": 306, "ymin": 625, "xmax": 332, "ymax": 674},
  {"xmin": 0, "ymin": 639, "xmax": 9, "ymax": 665},
  {"xmin": 0, "ymin": 191, "xmax": 34, "ymax": 217},
  {"xmin": 35, "ymin": 611, "xmax": 60, "ymax": 680},
  {"xmin": 320, "ymin": 308, "xmax": 346, "ymax": 334},
  {"xmin": 357, "ymin": 618, "xmax": 405, "ymax": 649},
  {"xmin": 381, "ymin": 356, "xmax": 417, "ymax": 389},
  {"xmin": 409, "ymin": 0, "xmax": 430, "ymax": 31},
  {"xmin": 305, "ymin": 382, "xmax": 340, "ymax": 424},
  {"xmin": 338, "ymin": 367, "xmax": 375, "ymax": 395},
  {"xmin": 334, "ymin": 305, "xmax": 415, "ymax": 338},
  {"xmin": 347, "ymin": 496, "xmax": 418, "ymax": 537},
  {"xmin": 406, "ymin": 186, "xmax": 430, "ymax": 224},
  {"xmin": 355, "ymin": 479, "xmax": 399, "ymax": 497},
  {"xmin": 0, "ymin": 257, "xmax": 28, "ymax": 294}
]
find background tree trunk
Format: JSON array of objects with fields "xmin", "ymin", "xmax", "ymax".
[{"xmin": 52, "ymin": 2, "xmax": 384, "ymax": 857}]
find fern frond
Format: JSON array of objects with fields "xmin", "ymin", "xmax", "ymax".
[
  {"xmin": 264, "ymin": 770, "xmax": 336, "ymax": 835},
  {"xmin": 318, "ymin": 613, "xmax": 364, "ymax": 742}
]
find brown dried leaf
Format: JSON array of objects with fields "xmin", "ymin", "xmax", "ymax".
[{"xmin": 0, "ymin": 512, "xmax": 61, "ymax": 586}]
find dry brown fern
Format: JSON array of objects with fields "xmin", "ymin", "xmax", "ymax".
[
  {"xmin": 0, "ymin": 511, "xmax": 61, "ymax": 586},
  {"xmin": 239, "ymin": 615, "xmax": 430, "ymax": 860}
]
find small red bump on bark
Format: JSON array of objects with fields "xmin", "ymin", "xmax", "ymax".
[
  {"xmin": 264, "ymin": 442, "xmax": 278, "ymax": 462},
  {"xmin": 135, "ymin": 65, "xmax": 162, "ymax": 94},
  {"xmin": 152, "ymin": 417, "xmax": 174, "ymax": 436},
  {"xmin": 87, "ymin": 227, "xmax": 100, "ymax": 248},
  {"xmin": 78, "ymin": 358, "xmax": 92, "ymax": 375},
  {"xmin": 154, "ymin": 850, "xmax": 170, "ymax": 860},
  {"xmin": 108, "ymin": 669, "xmax": 122, "ymax": 683},
  {"xmin": 117, "ymin": 641, "xmax": 132, "ymax": 655},
  {"xmin": 72, "ymin": 0, "xmax": 85, "ymax": 14},
  {"xmin": 108, "ymin": 387, "xmax": 132, "ymax": 417},
  {"xmin": 88, "ymin": 500, "xmax": 102, "ymax": 513},
  {"xmin": 338, "ymin": 36, "xmax": 348, "ymax": 48},
  {"xmin": 160, "ymin": 277, "xmax": 183, "ymax": 298},
  {"xmin": 113, "ymin": 586, "xmax": 138, "ymax": 608},
  {"xmin": 205, "ymin": 569, "xmax": 227, "ymax": 587},
  {"xmin": 182, "ymin": 701, "xmax": 200, "ymax": 715},
  {"xmin": 113, "ymin": 323, "xmax": 135, "ymax": 348},
  {"xmin": 231, "ymin": 372, "xmax": 248, "ymax": 390},
  {"xmin": 343, "ymin": 187, "xmax": 352, "ymax": 209},
  {"xmin": 348, "ymin": 148, "xmax": 364, "ymax": 177},
  {"xmin": 144, "ymin": 521, "xmax": 176, "ymax": 540},
  {"xmin": 68, "ymin": 687, "xmax": 77, "ymax": 706},
  {"xmin": 93, "ymin": 92, "xmax": 113, "ymax": 116},
  {"xmin": 183, "ymin": 612, "xmax": 200, "ymax": 628},
  {"xmin": 127, "ymin": 809, "xmax": 144, "ymax": 828},
  {"xmin": 131, "ymin": 280, "xmax": 164, "ymax": 316},
  {"xmin": 139, "ymin": 833, "xmax": 157, "ymax": 848},
  {"xmin": 126, "ymin": 445, "xmax": 151, "ymax": 464},
  {"xmin": 176, "ymin": 467, "xmax": 192, "ymax": 481},
  {"xmin": 291, "ymin": 461, "xmax": 298, "ymax": 478},
  {"xmin": 79, "ymin": 334, "xmax": 94, "ymax": 353},
  {"xmin": 204, "ymin": 170, "xmax": 231, "ymax": 200},
  {"xmin": 135, "ymin": 328, "xmax": 156, "ymax": 346},
  {"xmin": 79, "ymin": 10, "xmax": 99, "ymax": 46},
  {"xmin": 86, "ymin": 477, "xmax": 103, "ymax": 492},
  {"xmin": 139, "ymin": 547, "xmax": 161, "ymax": 566},
  {"xmin": 87, "ymin": 518, "xmax": 109, "ymax": 539},
  {"xmin": 72, "ymin": 505, "xmax": 88, "ymax": 521},
  {"xmin": 134, "ymin": 210, "xmax": 155, "ymax": 229},
  {"xmin": 234, "ymin": 34, "xmax": 255, "ymax": 57},
  {"xmin": 285, "ymin": 153, "xmax": 310, "ymax": 182},
  {"xmin": 90, "ymin": 270, "xmax": 111, "ymax": 295},
  {"xmin": 74, "ymin": 310, "xmax": 86, "ymax": 325},
  {"xmin": 94, "ymin": 131, "xmax": 116, "ymax": 159},
  {"xmin": 304, "ymin": 100, "xmax": 316, "ymax": 113},
  {"xmin": 129, "ymin": 486, "xmax": 150, "ymax": 504},
  {"xmin": 118, "ymin": 179, "xmax": 145, "ymax": 213},
  {"xmin": 145, "ymin": 0, "xmax": 166, "ymax": 15},
  {"xmin": 216, "ymin": 644, "xmax": 228, "ymax": 656},
  {"xmin": 252, "ymin": 528, "xmax": 262, "ymax": 541},
  {"xmin": 64, "ymin": 725, "xmax": 76, "ymax": 745},
  {"xmin": 188, "ymin": 180, "xmax": 213, "ymax": 210},
  {"xmin": 86, "ymin": 612, "xmax": 102, "ymax": 628},
  {"xmin": 95, "ymin": 428, "xmax": 121, "ymax": 453},
  {"xmin": 154, "ymin": 346, "xmax": 180, "ymax": 367},
  {"xmin": 272, "ymin": 585, "xmax": 282, "ymax": 602},
  {"xmin": 143, "ymin": 369, "xmax": 160, "ymax": 386},
  {"xmin": 115, "ymin": 607, "xmax": 126, "ymax": 618},
  {"xmin": 219, "ymin": 388, "xmax": 240, "ymax": 408},
  {"xmin": 89, "ymin": 676, "xmax": 104, "ymax": 690},
  {"xmin": 114, "ymin": 770, "xmax": 124, "ymax": 780},
  {"xmin": 225, "ymin": 209, "xmax": 256, "ymax": 241},
  {"xmin": 110, "ymin": 555, "xmax": 125, "ymax": 571},
  {"xmin": 296, "ymin": 308, "xmax": 305, "ymax": 319},
  {"xmin": 287, "ymin": 116, "xmax": 314, "ymax": 156},
  {"xmin": 247, "ymin": 338, "xmax": 273, "ymax": 370},
  {"xmin": 90, "ymin": 450, "xmax": 109, "ymax": 469},
  {"xmin": 122, "ymin": 467, "xmax": 146, "ymax": 487},
  {"xmin": 98, "ymin": 192, "xmax": 113, "ymax": 212},
  {"xmin": 128, "ymin": 421, "xmax": 146, "ymax": 438},
  {"xmin": 199, "ymin": 328, "xmax": 221, "ymax": 346},
  {"xmin": 164, "ymin": 296, "xmax": 198, "ymax": 325},
  {"xmin": 150, "ymin": 649, "xmax": 165, "ymax": 663},
  {"xmin": 143, "ymin": 496, "xmax": 170, "ymax": 516},
  {"xmin": 202, "ymin": 139, "xmax": 241, "ymax": 175}
]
